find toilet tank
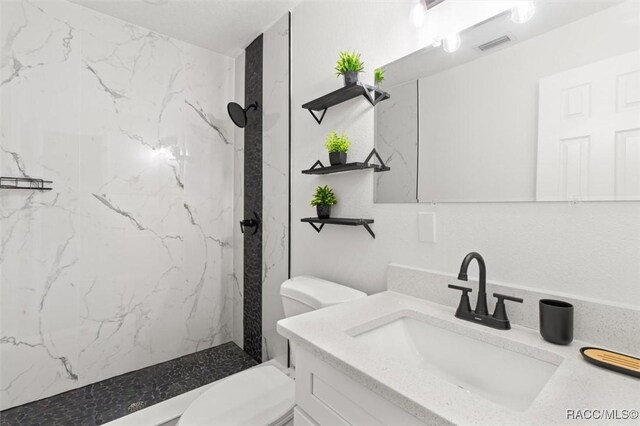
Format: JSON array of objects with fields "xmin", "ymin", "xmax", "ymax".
[{"xmin": 280, "ymin": 275, "xmax": 367, "ymax": 318}]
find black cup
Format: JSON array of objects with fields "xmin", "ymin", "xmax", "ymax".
[{"xmin": 539, "ymin": 299, "xmax": 574, "ymax": 345}]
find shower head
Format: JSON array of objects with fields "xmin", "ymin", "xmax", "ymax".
[{"xmin": 227, "ymin": 101, "xmax": 258, "ymax": 128}]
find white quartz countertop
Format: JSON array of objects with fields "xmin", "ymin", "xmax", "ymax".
[{"xmin": 277, "ymin": 291, "xmax": 640, "ymax": 426}]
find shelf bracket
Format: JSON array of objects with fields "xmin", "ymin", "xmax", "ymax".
[
  {"xmin": 309, "ymin": 160, "xmax": 325, "ymax": 170},
  {"xmin": 364, "ymin": 148, "xmax": 388, "ymax": 170},
  {"xmin": 307, "ymin": 108, "xmax": 327, "ymax": 125},
  {"xmin": 361, "ymin": 85, "xmax": 377, "ymax": 107},
  {"xmin": 308, "ymin": 222, "xmax": 325, "ymax": 233},
  {"xmin": 374, "ymin": 90, "xmax": 387, "ymax": 104},
  {"xmin": 362, "ymin": 222, "xmax": 376, "ymax": 239}
]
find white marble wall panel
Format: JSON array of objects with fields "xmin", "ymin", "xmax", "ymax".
[
  {"xmin": 232, "ymin": 52, "xmax": 245, "ymax": 349},
  {"xmin": 261, "ymin": 14, "xmax": 289, "ymax": 365},
  {"xmin": 0, "ymin": 0, "xmax": 235, "ymax": 409},
  {"xmin": 375, "ymin": 80, "xmax": 418, "ymax": 203}
]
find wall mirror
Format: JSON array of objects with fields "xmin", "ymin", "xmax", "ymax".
[{"xmin": 374, "ymin": 1, "xmax": 640, "ymax": 203}]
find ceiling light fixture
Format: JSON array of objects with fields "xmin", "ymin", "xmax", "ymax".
[
  {"xmin": 410, "ymin": 0, "xmax": 447, "ymax": 28},
  {"xmin": 442, "ymin": 32, "xmax": 461, "ymax": 53},
  {"xmin": 410, "ymin": 0, "xmax": 428, "ymax": 28},
  {"xmin": 511, "ymin": 1, "xmax": 535, "ymax": 24}
]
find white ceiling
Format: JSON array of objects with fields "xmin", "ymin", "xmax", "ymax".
[{"xmin": 69, "ymin": 0, "xmax": 300, "ymax": 57}]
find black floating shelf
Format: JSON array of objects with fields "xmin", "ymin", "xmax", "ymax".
[
  {"xmin": 303, "ymin": 162, "xmax": 389, "ymax": 175},
  {"xmin": 301, "ymin": 217, "xmax": 375, "ymax": 239},
  {"xmin": 302, "ymin": 82, "xmax": 390, "ymax": 124},
  {"xmin": 1, "ymin": 176, "xmax": 52, "ymax": 191},
  {"xmin": 302, "ymin": 148, "xmax": 390, "ymax": 175}
]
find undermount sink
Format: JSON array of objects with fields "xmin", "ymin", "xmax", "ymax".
[{"xmin": 352, "ymin": 316, "xmax": 560, "ymax": 411}]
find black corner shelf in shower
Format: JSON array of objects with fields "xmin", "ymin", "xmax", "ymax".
[
  {"xmin": 1, "ymin": 176, "xmax": 52, "ymax": 191},
  {"xmin": 301, "ymin": 217, "xmax": 375, "ymax": 239},
  {"xmin": 302, "ymin": 148, "xmax": 390, "ymax": 175},
  {"xmin": 302, "ymin": 82, "xmax": 390, "ymax": 124}
]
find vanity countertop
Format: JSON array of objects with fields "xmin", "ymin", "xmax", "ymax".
[{"xmin": 277, "ymin": 291, "xmax": 639, "ymax": 425}]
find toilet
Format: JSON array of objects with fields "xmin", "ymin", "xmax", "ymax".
[{"xmin": 178, "ymin": 276, "xmax": 367, "ymax": 426}]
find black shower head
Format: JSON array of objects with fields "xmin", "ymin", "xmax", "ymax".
[{"xmin": 227, "ymin": 101, "xmax": 258, "ymax": 128}]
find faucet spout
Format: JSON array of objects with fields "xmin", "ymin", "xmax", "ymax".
[{"xmin": 457, "ymin": 252, "xmax": 488, "ymax": 316}]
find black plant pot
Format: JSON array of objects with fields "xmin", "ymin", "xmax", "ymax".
[
  {"xmin": 316, "ymin": 205, "xmax": 331, "ymax": 219},
  {"xmin": 329, "ymin": 152, "xmax": 347, "ymax": 166},
  {"xmin": 343, "ymin": 72, "xmax": 359, "ymax": 86}
]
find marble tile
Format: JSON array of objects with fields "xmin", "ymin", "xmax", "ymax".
[
  {"xmin": 1, "ymin": 0, "xmax": 235, "ymax": 409},
  {"xmin": 232, "ymin": 52, "xmax": 245, "ymax": 350},
  {"xmin": 374, "ymin": 80, "xmax": 418, "ymax": 203},
  {"xmin": 261, "ymin": 13, "xmax": 290, "ymax": 366}
]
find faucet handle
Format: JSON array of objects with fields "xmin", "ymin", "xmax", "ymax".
[
  {"xmin": 493, "ymin": 293, "xmax": 523, "ymax": 304},
  {"xmin": 492, "ymin": 293, "xmax": 523, "ymax": 322},
  {"xmin": 448, "ymin": 284, "xmax": 473, "ymax": 316},
  {"xmin": 448, "ymin": 284, "xmax": 472, "ymax": 294}
]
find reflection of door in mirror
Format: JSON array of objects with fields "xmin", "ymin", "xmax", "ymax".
[
  {"xmin": 374, "ymin": 81, "xmax": 418, "ymax": 203},
  {"xmin": 537, "ymin": 51, "xmax": 640, "ymax": 201}
]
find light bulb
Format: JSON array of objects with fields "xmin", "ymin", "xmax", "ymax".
[
  {"xmin": 511, "ymin": 1, "xmax": 535, "ymax": 24},
  {"xmin": 442, "ymin": 33, "xmax": 461, "ymax": 53},
  {"xmin": 410, "ymin": 0, "xmax": 427, "ymax": 28}
]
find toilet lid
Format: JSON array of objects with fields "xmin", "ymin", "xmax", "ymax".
[
  {"xmin": 280, "ymin": 276, "xmax": 367, "ymax": 309},
  {"xmin": 179, "ymin": 366, "xmax": 294, "ymax": 426}
]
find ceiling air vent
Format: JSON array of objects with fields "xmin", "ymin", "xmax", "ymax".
[
  {"xmin": 477, "ymin": 35, "xmax": 512, "ymax": 52},
  {"xmin": 425, "ymin": 0, "xmax": 446, "ymax": 10}
]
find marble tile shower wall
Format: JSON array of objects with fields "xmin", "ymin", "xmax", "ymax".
[
  {"xmin": 0, "ymin": 0, "xmax": 235, "ymax": 410},
  {"xmin": 261, "ymin": 14, "xmax": 289, "ymax": 365}
]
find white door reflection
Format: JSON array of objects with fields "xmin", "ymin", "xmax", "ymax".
[{"xmin": 537, "ymin": 50, "xmax": 640, "ymax": 201}]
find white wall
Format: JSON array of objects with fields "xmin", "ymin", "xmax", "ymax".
[
  {"xmin": 1, "ymin": 0, "xmax": 235, "ymax": 409},
  {"xmin": 291, "ymin": 2, "xmax": 640, "ymax": 306}
]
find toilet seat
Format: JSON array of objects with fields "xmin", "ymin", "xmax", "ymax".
[{"xmin": 178, "ymin": 365, "xmax": 294, "ymax": 426}]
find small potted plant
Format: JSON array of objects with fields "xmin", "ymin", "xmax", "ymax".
[
  {"xmin": 374, "ymin": 67, "xmax": 385, "ymax": 88},
  {"xmin": 335, "ymin": 50, "xmax": 365, "ymax": 86},
  {"xmin": 325, "ymin": 131, "xmax": 351, "ymax": 166},
  {"xmin": 311, "ymin": 185, "xmax": 337, "ymax": 219}
]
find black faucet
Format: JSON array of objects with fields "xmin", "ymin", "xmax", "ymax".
[
  {"xmin": 457, "ymin": 252, "xmax": 489, "ymax": 315},
  {"xmin": 448, "ymin": 252, "xmax": 523, "ymax": 330}
]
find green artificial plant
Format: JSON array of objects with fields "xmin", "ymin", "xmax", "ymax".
[
  {"xmin": 335, "ymin": 50, "xmax": 365, "ymax": 76},
  {"xmin": 374, "ymin": 68, "xmax": 385, "ymax": 86},
  {"xmin": 325, "ymin": 131, "xmax": 351, "ymax": 153},
  {"xmin": 310, "ymin": 185, "xmax": 338, "ymax": 206}
]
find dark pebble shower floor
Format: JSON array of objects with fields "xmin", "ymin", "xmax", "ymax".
[{"xmin": 0, "ymin": 342, "xmax": 257, "ymax": 426}]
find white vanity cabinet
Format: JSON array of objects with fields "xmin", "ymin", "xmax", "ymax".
[{"xmin": 293, "ymin": 348, "xmax": 432, "ymax": 426}]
